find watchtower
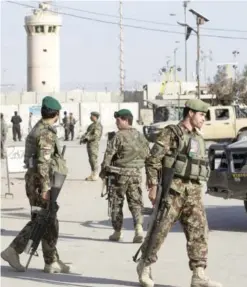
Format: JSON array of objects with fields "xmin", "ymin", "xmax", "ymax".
[{"xmin": 24, "ymin": 1, "xmax": 62, "ymax": 92}]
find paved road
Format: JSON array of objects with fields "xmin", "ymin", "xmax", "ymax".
[{"xmin": 1, "ymin": 140, "xmax": 247, "ymax": 287}]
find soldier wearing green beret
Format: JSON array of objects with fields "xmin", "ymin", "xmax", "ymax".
[
  {"xmin": 80, "ymin": 111, "xmax": 103, "ymax": 181},
  {"xmin": 1, "ymin": 96, "xmax": 70, "ymax": 274},
  {"xmin": 137, "ymin": 99, "xmax": 222, "ymax": 287},
  {"xmin": 100, "ymin": 109, "xmax": 150, "ymax": 243}
]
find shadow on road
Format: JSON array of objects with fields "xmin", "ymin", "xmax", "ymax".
[
  {"xmin": 81, "ymin": 205, "xmax": 247, "ymax": 233},
  {"xmin": 0, "ymin": 228, "xmax": 134, "ymax": 244},
  {"xmin": 1, "ymin": 205, "xmax": 246, "ymax": 238},
  {"xmin": 1, "ymin": 265, "xmax": 177, "ymax": 287}
]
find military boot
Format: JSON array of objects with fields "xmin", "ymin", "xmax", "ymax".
[
  {"xmin": 133, "ymin": 224, "xmax": 143, "ymax": 243},
  {"xmin": 191, "ymin": 267, "xmax": 222, "ymax": 287},
  {"xmin": 91, "ymin": 172, "xmax": 99, "ymax": 181},
  {"xmin": 1, "ymin": 246, "xmax": 26, "ymax": 272},
  {"xmin": 109, "ymin": 231, "xmax": 123, "ymax": 242},
  {"xmin": 137, "ymin": 259, "xmax": 154, "ymax": 287},
  {"xmin": 44, "ymin": 260, "xmax": 70, "ymax": 274},
  {"xmin": 85, "ymin": 172, "xmax": 98, "ymax": 181}
]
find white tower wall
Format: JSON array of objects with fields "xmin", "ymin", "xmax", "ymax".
[{"xmin": 25, "ymin": 2, "xmax": 62, "ymax": 93}]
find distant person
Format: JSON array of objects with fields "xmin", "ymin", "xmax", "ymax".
[
  {"xmin": 1, "ymin": 113, "xmax": 8, "ymax": 159},
  {"xmin": 11, "ymin": 111, "xmax": 22, "ymax": 141},
  {"xmin": 62, "ymin": 111, "xmax": 69, "ymax": 141},
  {"xmin": 68, "ymin": 113, "xmax": 76, "ymax": 141}
]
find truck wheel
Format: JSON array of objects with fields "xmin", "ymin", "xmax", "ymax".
[
  {"xmin": 237, "ymin": 131, "xmax": 247, "ymax": 141},
  {"xmin": 244, "ymin": 201, "xmax": 247, "ymax": 213}
]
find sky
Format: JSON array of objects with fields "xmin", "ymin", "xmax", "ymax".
[{"xmin": 1, "ymin": 0, "xmax": 247, "ymax": 91}]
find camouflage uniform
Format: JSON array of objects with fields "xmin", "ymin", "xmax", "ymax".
[
  {"xmin": 80, "ymin": 112, "xmax": 103, "ymax": 179},
  {"xmin": 1, "ymin": 96, "xmax": 70, "ymax": 274},
  {"xmin": 141, "ymin": 124, "xmax": 208, "ymax": 268},
  {"xmin": 137, "ymin": 99, "xmax": 222, "ymax": 287},
  {"xmin": 1, "ymin": 114, "xmax": 8, "ymax": 159},
  {"xmin": 9, "ymin": 120, "xmax": 61, "ymax": 264},
  {"xmin": 100, "ymin": 109, "xmax": 149, "ymax": 242}
]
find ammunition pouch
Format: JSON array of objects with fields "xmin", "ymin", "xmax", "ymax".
[
  {"xmin": 108, "ymin": 131, "xmax": 116, "ymax": 141},
  {"xmin": 164, "ymin": 154, "xmax": 209, "ymax": 181}
]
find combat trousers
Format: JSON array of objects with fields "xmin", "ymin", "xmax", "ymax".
[
  {"xmin": 87, "ymin": 142, "xmax": 99, "ymax": 172},
  {"xmin": 10, "ymin": 171, "xmax": 59, "ymax": 265},
  {"xmin": 141, "ymin": 182, "xmax": 208, "ymax": 270},
  {"xmin": 111, "ymin": 175, "xmax": 144, "ymax": 231},
  {"xmin": 12, "ymin": 124, "xmax": 21, "ymax": 141},
  {"xmin": 64, "ymin": 128, "xmax": 69, "ymax": 141},
  {"xmin": 68, "ymin": 126, "xmax": 74, "ymax": 140}
]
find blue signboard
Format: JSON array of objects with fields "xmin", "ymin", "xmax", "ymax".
[{"xmin": 29, "ymin": 105, "xmax": 41, "ymax": 116}]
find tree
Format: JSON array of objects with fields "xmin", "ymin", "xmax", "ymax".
[
  {"xmin": 236, "ymin": 65, "xmax": 247, "ymax": 104},
  {"xmin": 208, "ymin": 65, "xmax": 247, "ymax": 105}
]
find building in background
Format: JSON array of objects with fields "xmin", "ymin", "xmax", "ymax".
[{"xmin": 24, "ymin": 1, "xmax": 62, "ymax": 93}]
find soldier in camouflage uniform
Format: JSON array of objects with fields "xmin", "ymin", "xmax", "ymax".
[
  {"xmin": 1, "ymin": 113, "xmax": 8, "ymax": 159},
  {"xmin": 137, "ymin": 99, "xmax": 222, "ymax": 287},
  {"xmin": 1, "ymin": 96, "xmax": 70, "ymax": 274},
  {"xmin": 80, "ymin": 111, "xmax": 103, "ymax": 181},
  {"xmin": 99, "ymin": 109, "xmax": 149, "ymax": 243}
]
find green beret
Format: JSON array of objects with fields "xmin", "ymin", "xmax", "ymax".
[
  {"xmin": 114, "ymin": 109, "xmax": 133, "ymax": 118},
  {"xmin": 91, "ymin": 111, "xmax": 100, "ymax": 117},
  {"xmin": 185, "ymin": 99, "xmax": 210, "ymax": 113},
  {"xmin": 42, "ymin": 96, "xmax": 61, "ymax": 111}
]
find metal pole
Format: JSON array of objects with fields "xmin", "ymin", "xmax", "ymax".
[
  {"xmin": 119, "ymin": 0, "xmax": 124, "ymax": 97},
  {"xmin": 183, "ymin": 1, "xmax": 188, "ymax": 81},
  {"xmin": 196, "ymin": 18, "xmax": 200, "ymax": 99}
]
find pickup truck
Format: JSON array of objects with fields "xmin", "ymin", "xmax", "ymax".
[
  {"xmin": 207, "ymin": 139, "xmax": 247, "ymax": 212},
  {"xmin": 143, "ymin": 104, "xmax": 247, "ymax": 143}
]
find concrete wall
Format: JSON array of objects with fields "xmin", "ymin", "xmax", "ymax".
[
  {"xmin": 1, "ymin": 102, "xmax": 139, "ymax": 140},
  {"xmin": 0, "ymin": 91, "xmax": 122, "ymax": 105}
]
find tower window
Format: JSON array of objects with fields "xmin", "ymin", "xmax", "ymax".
[
  {"xmin": 48, "ymin": 26, "xmax": 56, "ymax": 33},
  {"xmin": 42, "ymin": 81, "xmax": 46, "ymax": 85},
  {"xmin": 35, "ymin": 25, "xmax": 44, "ymax": 33}
]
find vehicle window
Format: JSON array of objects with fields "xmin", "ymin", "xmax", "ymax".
[
  {"xmin": 215, "ymin": 108, "xmax": 229, "ymax": 120},
  {"xmin": 235, "ymin": 107, "xmax": 247, "ymax": 119},
  {"xmin": 231, "ymin": 151, "xmax": 247, "ymax": 172},
  {"xmin": 153, "ymin": 106, "xmax": 183, "ymax": 123}
]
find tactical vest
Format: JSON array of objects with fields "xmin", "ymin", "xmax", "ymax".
[
  {"xmin": 24, "ymin": 120, "xmax": 68, "ymax": 177},
  {"xmin": 114, "ymin": 129, "xmax": 148, "ymax": 169},
  {"xmin": 163, "ymin": 124, "xmax": 209, "ymax": 181}
]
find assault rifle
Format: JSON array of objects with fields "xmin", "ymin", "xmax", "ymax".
[
  {"xmin": 24, "ymin": 146, "xmax": 67, "ymax": 269},
  {"xmin": 133, "ymin": 166, "xmax": 174, "ymax": 262},
  {"xmin": 101, "ymin": 172, "xmax": 117, "ymax": 219},
  {"xmin": 100, "ymin": 131, "xmax": 117, "ymax": 218}
]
